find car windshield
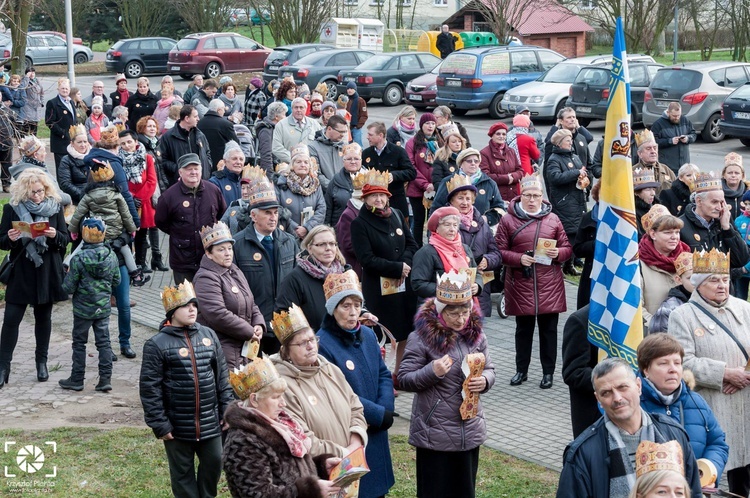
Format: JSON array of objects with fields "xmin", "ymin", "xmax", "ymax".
[
  {"xmin": 111, "ymin": 41, "xmax": 125, "ymax": 50},
  {"xmin": 650, "ymin": 69, "xmax": 702, "ymax": 94},
  {"xmin": 267, "ymin": 49, "xmax": 291, "ymax": 63},
  {"xmin": 440, "ymin": 53, "xmax": 477, "ymax": 75},
  {"xmin": 357, "ymin": 55, "xmax": 392, "ymax": 70},
  {"xmin": 539, "ymin": 63, "xmax": 585, "ymax": 83},
  {"xmin": 175, "ymin": 38, "xmax": 199, "ymax": 50},
  {"xmin": 730, "ymin": 84, "xmax": 750, "ymax": 99}
]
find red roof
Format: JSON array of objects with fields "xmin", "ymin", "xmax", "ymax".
[{"xmin": 477, "ymin": 0, "xmax": 594, "ymax": 35}]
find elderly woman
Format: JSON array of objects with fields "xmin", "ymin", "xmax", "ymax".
[
  {"xmin": 431, "ymin": 124, "xmax": 467, "ymax": 190},
  {"xmin": 0, "ymin": 168, "xmax": 69, "ymax": 387},
  {"xmin": 58, "ymin": 124, "xmax": 91, "ymax": 205},
  {"xmin": 276, "ymin": 143, "xmax": 326, "ymax": 240},
  {"xmin": 634, "ymin": 169, "xmax": 662, "ymax": 237},
  {"xmin": 193, "ymin": 221, "xmax": 264, "ymax": 370},
  {"xmin": 19, "ymin": 66, "xmax": 43, "ymax": 136},
  {"xmin": 351, "ymin": 171, "xmax": 418, "ymax": 377},
  {"xmin": 126, "ymin": 77, "xmax": 159, "ymax": 130},
  {"xmin": 223, "ymin": 357, "xmax": 341, "ymax": 498},
  {"xmin": 433, "ymin": 105, "xmax": 470, "ymax": 146},
  {"xmin": 153, "ymin": 83, "xmax": 183, "ymax": 133},
  {"xmin": 480, "ymin": 122, "xmax": 524, "ymax": 203},
  {"xmin": 219, "ymin": 82, "xmax": 243, "ymax": 123},
  {"xmin": 495, "ymin": 174, "xmax": 573, "ymax": 389},
  {"xmin": 637, "ymin": 333, "xmax": 729, "ymax": 483},
  {"xmin": 722, "ymin": 152, "xmax": 748, "ymax": 223},
  {"xmin": 387, "ymin": 105, "xmax": 417, "ymax": 147},
  {"xmin": 10, "ymin": 136, "xmax": 72, "ymax": 206},
  {"xmin": 325, "ymin": 143, "xmax": 362, "ymax": 226},
  {"xmin": 669, "ymin": 248, "xmax": 750, "ymax": 497},
  {"xmin": 399, "ymin": 270, "xmax": 495, "ymax": 498},
  {"xmin": 660, "ymin": 163, "xmax": 699, "ymax": 216},
  {"xmin": 545, "ymin": 128, "xmax": 592, "ymax": 276},
  {"xmin": 256, "ymin": 101, "xmax": 288, "ymax": 175},
  {"xmin": 318, "ymin": 270, "xmax": 396, "ymax": 498}
]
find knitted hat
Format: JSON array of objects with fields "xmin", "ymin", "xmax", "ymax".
[
  {"xmin": 742, "ymin": 190, "xmax": 750, "ymax": 203},
  {"xmin": 250, "ymin": 77, "xmax": 263, "ymax": 90},
  {"xmin": 115, "ymin": 73, "xmax": 127, "ymax": 85},
  {"xmin": 91, "ymin": 96, "xmax": 104, "ymax": 109},
  {"xmin": 224, "ymin": 140, "xmax": 243, "ymax": 157},
  {"xmin": 419, "ymin": 113, "xmax": 436, "ymax": 127},
  {"xmin": 456, "ymin": 147, "xmax": 481, "ymax": 166},
  {"xmin": 346, "ymin": 81, "xmax": 357, "ymax": 91},
  {"xmin": 321, "ymin": 101, "xmax": 336, "ymax": 113},
  {"xmin": 441, "ymin": 124, "xmax": 461, "ymax": 140},
  {"xmin": 488, "ymin": 122, "xmax": 508, "ymax": 137},
  {"xmin": 427, "ymin": 206, "xmax": 461, "ymax": 233},
  {"xmin": 323, "ymin": 270, "xmax": 363, "ymax": 315},
  {"xmin": 513, "ymin": 114, "xmax": 531, "ymax": 128},
  {"xmin": 310, "ymin": 92, "xmax": 324, "ymax": 103}
]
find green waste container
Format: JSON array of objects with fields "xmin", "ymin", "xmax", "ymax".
[
  {"xmin": 481, "ymin": 32, "xmax": 498, "ymax": 46},
  {"xmin": 459, "ymin": 31, "xmax": 484, "ymax": 48}
]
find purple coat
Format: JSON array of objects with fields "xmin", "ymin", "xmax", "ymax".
[
  {"xmin": 335, "ymin": 199, "xmax": 362, "ymax": 278},
  {"xmin": 459, "ymin": 207, "xmax": 502, "ymax": 316}
]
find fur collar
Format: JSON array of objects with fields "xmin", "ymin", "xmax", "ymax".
[
  {"xmin": 224, "ymin": 401, "xmax": 289, "ymax": 450},
  {"xmin": 414, "ymin": 299, "xmax": 482, "ymax": 355}
]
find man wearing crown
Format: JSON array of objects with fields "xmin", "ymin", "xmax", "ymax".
[
  {"xmin": 632, "ymin": 129, "xmax": 676, "ymax": 195},
  {"xmin": 651, "ymin": 102, "xmax": 697, "ymax": 175}
]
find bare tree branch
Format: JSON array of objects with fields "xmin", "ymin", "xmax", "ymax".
[{"xmin": 120, "ymin": 0, "xmax": 171, "ymax": 38}]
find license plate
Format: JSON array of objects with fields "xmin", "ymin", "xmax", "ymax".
[
  {"xmin": 734, "ymin": 111, "xmax": 750, "ymax": 120},
  {"xmin": 281, "ymin": 71, "xmax": 293, "ymax": 78},
  {"xmin": 408, "ymin": 94, "xmax": 423, "ymax": 101},
  {"xmin": 655, "ymin": 100, "xmax": 669, "ymax": 108},
  {"xmin": 446, "ymin": 79, "xmax": 461, "ymax": 87},
  {"xmin": 577, "ymin": 106, "xmax": 591, "ymax": 114},
  {"xmin": 268, "ymin": 65, "xmax": 279, "ymax": 71},
  {"xmin": 507, "ymin": 104, "xmax": 516, "ymax": 111},
  {"xmin": 171, "ymin": 66, "xmax": 180, "ymax": 71},
  {"xmin": 345, "ymin": 76, "xmax": 356, "ymax": 82}
]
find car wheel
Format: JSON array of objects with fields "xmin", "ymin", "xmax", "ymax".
[
  {"xmin": 452, "ymin": 109, "xmax": 468, "ymax": 116},
  {"xmin": 325, "ymin": 80, "xmax": 339, "ymax": 100},
  {"xmin": 631, "ymin": 104, "xmax": 641, "ymax": 124},
  {"xmin": 125, "ymin": 61, "xmax": 143, "ymax": 78},
  {"xmin": 496, "ymin": 291, "xmax": 508, "ymax": 319},
  {"xmin": 74, "ymin": 52, "xmax": 88, "ymax": 64},
  {"xmin": 741, "ymin": 137, "xmax": 750, "ymax": 147},
  {"xmin": 489, "ymin": 93, "xmax": 506, "ymax": 119},
  {"xmin": 24, "ymin": 57, "xmax": 32, "ymax": 70},
  {"xmin": 205, "ymin": 62, "xmax": 222, "ymax": 79},
  {"xmin": 383, "ymin": 84, "xmax": 403, "ymax": 106},
  {"xmin": 179, "ymin": 73, "xmax": 193, "ymax": 80},
  {"xmin": 701, "ymin": 113, "xmax": 724, "ymax": 143}
]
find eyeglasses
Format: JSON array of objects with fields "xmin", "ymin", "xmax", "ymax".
[
  {"xmin": 521, "ymin": 194, "xmax": 542, "ymax": 200},
  {"xmin": 444, "ymin": 310, "xmax": 471, "ymax": 320},
  {"xmin": 462, "ymin": 158, "xmax": 480, "ymax": 164},
  {"xmin": 289, "ymin": 337, "xmax": 319, "ymax": 348},
  {"xmin": 29, "ymin": 188, "xmax": 45, "ymax": 197},
  {"xmin": 310, "ymin": 241, "xmax": 338, "ymax": 248}
]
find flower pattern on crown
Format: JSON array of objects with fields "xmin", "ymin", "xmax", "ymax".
[
  {"xmin": 635, "ymin": 440, "xmax": 684, "ymax": 478},
  {"xmin": 441, "ymin": 124, "xmax": 461, "ymax": 140},
  {"xmin": 724, "ymin": 151, "xmax": 743, "ymax": 168},
  {"xmin": 692, "ymin": 248, "xmax": 730, "ymax": 275},
  {"xmin": 161, "ymin": 280, "xmax": 197, "ymax": 313},
  {"xmin": 229, "ymin": 357, "xmax": 280, "ymax": 400},
  {"xmin": 436, "ymin": 269, "xmax": 473, "ymax": 304},
  {"xmin": 634, "ymin": 129, "xmax": 655, "ymax": 148},
  {"xmin": 673, "ymin": 251, "xmax": 693, "ymax": 277},
  {"xmin": 323, "ymin": 270, "xmax": 361, "ymax": 301},
  {"xmin": 271, "ymin": 304, "xmax": 311, "ymax": 344},
  {"xmin": 633, "ymin": 168, "xmax": 657, "ymax": 188},
  {"xmin": 352, "ymin": 168, "xmax": 390, "ymax": 191},
  {"xmin": 200, "ymin": 221, "xmax": 232, "ymax": 250},
  {"xmin": 640, "ymin": 204, "xmax": 670, "ymax": 233},
  {"xmin": 90, "ymin": 160, "xmax": 115, "ymax": 182},
  {"xmin": 520, "ymin": 174, "xmax": 542, "ymax": 192},
  {"xmin": 693, "ymin": 171, "xmax": 721, "ymax": 194}
]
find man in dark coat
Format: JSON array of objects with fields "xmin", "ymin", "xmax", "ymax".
[
  {"xmin": 543, "ymin": 107, "xmax": 593, "ymax": 171},
  {"xmin": 632, "ymin": 129, "xmax": 675, "ymax": 196},
  {"xmin": 436, "ymin": 25, "xmax": 456, "ymax": 59},
  {"xmin": 556, "ymin": 358, "xmax": 703, "ymax": 498},
  {"xmin": 362, "ymin": 121, "xmax": 416, "ymax": 220},
  {"xmin": 155, "ymin": 153, "xmax": 226, "ymax": 284},
  {"xmin": 45, "ymin": 78, "xmax": 77, "ymax": 170},
  {"xmin": 197, "ymin": 99, "xmax": 239, "ymax": 170},
  {"xmin": 650, "ymin": 102, "xmax": 697, "ymax": 175},
  {"xmin": 158, "ymin": 105, "xmax": 212, "ymax": 188},
  {"xmin": 561, "ymin": 305, "xmax": 599, "ymax": 438}
]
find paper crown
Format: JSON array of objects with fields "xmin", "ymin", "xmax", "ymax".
[
  {"xmin": 353, "ymin": 168, "xmax": 390, "ymax": 191},
  {"xmin": 99, "ymin": 125, "xmax": 120, "ymax": 147},
  {"xmin": 315, "ymin": 81, "xmax": 328, "ymax": 96},
  {"xmin": 674, "ymin": 251, "xmax": 693, "ymax": 277},
  {"xmin": 90, "ymin": 160, "xmax": 115, "ymax": 182},
  {"xmin": 229, "ymin": 357, "xmax": 280, "ymax": 400},
  {"xmin": 446, "ymin": 173, "xmax": 475, "ymax": 196},
  {"xmin": 441, "ymin": 124, "xmax": 461, "ymax": 140},
  {"xmin": 271, "ymin": 303, "xmax": 311, "ymax": 344},
  {"xmin": 640, "ymin": 204, "xmax": 670, "ymax": 233},
  {"xmin": 69, "ymin": 124, "xmax": 87, "ymax": 140},
  {"xmin": 635, "ymin": 129, "xmax": 656, "ymax": 148},
  {"xmin": 161, "ymin": 280, "xmax": 197, "ymax": 313},
  {"xmin": 249, "ymin": 178, "xmax": 279, "ymax": 208},
  {"xmin": 341, "ymin": 142, "xmax": 361, "ymax": 158},
  {"xmin": 724, "ymin": 151, "xmax": 743, "ymax": 168},
  {"xmin": 520, "ymin": 174, "xmax": 543, "ymax": 192},
  {"xmin": 693, "ymin": 248, "xmax": 730, "ymax": 275},
  {"xmin": 633, "ymin": 168, "xmax": 658, "ymax": 190},
  {"xmin": 693, "ymin": 171, "xmax": 722, "ymax": 194},
  {"xmin": 81, "ymin": 217, "xmax": 106, "ymax": 243},
  {"xmin": 323, "ymin": 270, "xmax": 362, "ymax": 302},
  {"xmin": 19, "ymin": 135, "xmax": 42, "ymax": 156},
  {"xmin": 436, "ymin": 269, "xmax": 473, "ymax": 304},
  {"xmin": 290, "ymin": 143, "xmax": 310, "ymax": 161},
  {"xmin": 200, "ymin": 221, "xmax": 233, "ymax": 250},
  {"xmin": 241, "ymin": 165, "xmax": 267, "ymax": 185},
  {"xmin": 635, "ymin": 440, "xmax": 684, "ymax": 479}
]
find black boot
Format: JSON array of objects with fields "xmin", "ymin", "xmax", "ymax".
[
  {"xmin": 563, "ymin": 260, "xmax": 580, "ymax": 276},
  {"xmin": 140, "ymin": 264, "xmax": 153, "ymax": 274},
  {"xmin": 59, "ymin": 376, "xmax": 84, "ymax": 391},
  {"xmin": 150, "ymin": 252, "xmax": 169, "ymax": 272},
  {"xmin": 95, "ymin": 377, "xmax": 112, "ymax": 392},
  {"xmin": 129, "ymin": 267, "xmax": 151, "ymax": 287},
  {"xmin": 0, "ymin": 363, "xmax": 10, "ymax": 388},
  {"xmin": 36, "ymin": 362, "xmax": 49, "ymax": 382}
]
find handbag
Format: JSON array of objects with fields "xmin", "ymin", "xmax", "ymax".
[
  {"xmin": 690, "ymin": 301, "xmax": 750, "ymax": 362},
  {"xmin": 0, "ymin": 250, "xmax": 23, "ymax": 285}
]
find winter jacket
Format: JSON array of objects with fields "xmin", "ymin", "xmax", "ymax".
[
  {"xmin": 573, "ymin": 207, "xmax": 597, "ymax": 309},
  {"xmin": 495, "ymin": 198, "xmax": 573, "ymax": 316},
  {"xmin": 275, "ymin": 262, "xmax": 335, "ymax": 331},
  {"xmin": 479, "ymin": 141, "xmax": 524, "ymax": 202},
  {"xmin": 649, "ymin": 285, "xmax": 691, "ymax": 333},
  {"xmin": 317, "ymin": 314, "xmax": 396, "ymax": 498},
  {"xmin": 398, "ymin": 300, "xmax": 495, "ymax": 452},
  {"xmin": 154, "ymin": 180, "xmax": 226, "ymax": 273},
  {"xmin": 640, "ymin": 259, "xmax": 678, "ymax": 325},
  {"xmin": 723, "ymin": 180, "xmax": 748, "ymax": 224},
  {"xmin": 436, "ymin": 31, "xmax": 456, "ymax": 58},
  {"xmin": 126, "ymin": 151, "xmax": 157, "ymax": 229},
  {"xmin": 83, "ymin": 92, "xmax": 111, "ymax": 117},
  {"xmin": 83, "ymin": 148, "xmax": 141, "ymax": 226},
  {"xmin": 219, "ymin": 93, "xmax": 243, "ymax": 118},
  {"xmin": 510, "ymin": 130, "xmax": 540, "ymax": 175},
  {"xmin": 679, "ymin": 203, "xmax": 750, "ymax": 269},
  {"xmin": 18, "ymin": 76, "xmax": 43, "ymax": 124},
  {"xmin": 126, "ymin": 90, "xmax": 158, "ymax": 131},
  {"xmin": 45, "ymin": 95, "xmax": 77, "ymax": 154},
  {"xmin": 272, "ymin": 115, "xmax": 322, "ymax": 164},
  {"xmin": 5, "ymin": 85, "xmax": 25, "ymax": 119},
  {"xmin": 197, "ymin": 110, "xmax": 239, "ymax": 169},
  {"xmin": 459, "ymin": 207, "xmax": 503, "ymax": 316},
  {"xmin": 431, "ymin": 155, "xmax": 458, "ymax": 190},
  {"xmin": 543, "ymin": 125, "xmax": 593, "ymax": 170},
  {"xmin": 430, "ymin": 171, "xmax": 506, "ymax": 226},
  {"xmin": 57, "ymin": 150, "xmax": 90, "ymax": 204},
  {"xmin": 632, "ymin": 159, "xmax": 675, "ymax": 196},
  {"xmin": 69, "ymin": 187, "xmax": 137, "ymax": 240},
  {"xmin": 405, "ymin": 137, "xmax": 436, "ymax": 198},
  {"xmin": 411, "ymin": 243, "xmax": 482, "ymax": 301},
  {"xmin": 208, "ymin": 168, "xmax": 241, "ymax": 209},
  {"xmin": 361, "ymin": 141, "xmax": 416, "ymax": 216},
  {"xmin": 272, "ymin": 355, "xmax": 368, "ymax": 457},
  {"xmin": 63, "ymin": 242, "xmax": 120, "ymax": 319},
  {"xmin": 84, "ymin": 113, "xmax": 109, "ymax": 145},
  {"xmin": 222, "ymin": 402, "xmax": 330, "ymax": 498},
  {"xmin": 345, "ymin": 95, "xmax": 368, "ymax": 130},
  {"xmin": 275, "ymin": 175, "xmax": 326, "ymax": 236},
  {"xmin": 308, "ymin": 134, "xmax": 344, "ymax": 192},
  {"xmin": 386, "ymin": 124, "xmax": 416, "ymax": 148},
  {"xmin": 255, "ymin": 116, "xmax": 276, "ymax": 174},
  {"xmin": 158, "ymin": 123, "xmax": 212, "ymax": 188},
  {"xmin": 221, "ymin": 199, "xmax": 251, "ymax": 236},
  {"xmin": 556, "ymin": 413, "xmax": 703, "ymax": 498},
  {"xmin": 545, "ymin": 145, "xmax": 591, "ymax": 235},
  {"xmin": 639, "ymin": 374, "xmax": 729, "ymax": 481},
  {"xmin": 139, "ymin": 321, "xmax": 234, "ymax": 440},
  {"xmin": 651, "ymin": 113, "xmax": 697, "ymax": 174},
  {"xmin": 9, "ymin": 157, "xmax": 72, "ymax": 207},
  {"xmin": 110, "ymin": 89, "xmax": 132, "ymax": 109},
  {"xmin": 660, "ymin": 178, "xmax": 692, "ymax": 216},
  {"xmin": 336, "ymin": 199, "xmax": 362, "ymax": 277},
  {"xmin": 324, "ymin": 167, "xmax": 353, "ymax": 226},
  {"xmin": 191, "ymin": 89, "xmax": 212, "ymax": 118}
]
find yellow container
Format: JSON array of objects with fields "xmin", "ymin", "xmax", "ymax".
[{"xmin": 417, "ymin": 31, "xmax": 464, "ymax": 57}]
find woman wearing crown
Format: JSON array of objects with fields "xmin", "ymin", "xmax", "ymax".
[
  {"xmin": 634, "ymin": 168, "xmax": 663, "ymax": 238},
  {"xmin": 398, "ymin": 269, "xmax": 495, "ymax": 498},
  {"xmin": 276, "ymin": 143, "xmax": 326, "ymax": 241},
  {"xmin": 628, "ymin": 441, "xmax": 692, "ymax": 498},
  {"xmin": 668, "ymin": 248, "xmax": 750, "ymax": 497}
]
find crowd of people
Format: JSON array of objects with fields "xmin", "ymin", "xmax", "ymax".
[{"xmin": 1, "ymin": 68, "xmax": 750, "ymax": 498}]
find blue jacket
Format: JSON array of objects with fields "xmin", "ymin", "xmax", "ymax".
[
  {"xmin": 208, "ymin": 168, "xmax": 241, "ymax": 210},
  {"xmin": 639, "ymin": 373, "xmax": 728, "ymax": 481},
  {"xmin": 84, "ymin": 148, "xmax": 140, "ymax": 227}
]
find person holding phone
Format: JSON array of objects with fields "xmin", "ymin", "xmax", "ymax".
[{"xmin": 651, "ymin": 102, "xmax": 697, "ymax": 175}]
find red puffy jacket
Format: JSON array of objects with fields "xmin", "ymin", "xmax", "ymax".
[{"xmin": 479, "ymin": 141, "xmax": 524, "ymax": 202}]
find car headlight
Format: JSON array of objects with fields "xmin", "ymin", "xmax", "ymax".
[
  {"xmin": 529, "ymin": 96, "xmax": 544, "ymax": 103},
  {"xmin": 427, "ymin": 85, "xmax": 437, "ymax": 91},
  {"xmin": 502, "ymin": 93, "xmax": 510, "ymax": 101}
]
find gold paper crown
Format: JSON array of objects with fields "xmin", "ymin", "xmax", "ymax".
[
  {"xmin": 520, "ymin": 174, "xmax": 543, "ymax": 192},
  {"xmin": 693, "ymin": 171, "xmax": 722, "ymax": 194},
  {"xmin": 353, "ymin": 168, "xmax": 390, "ymax": 191},
  {"xmin": 725, "ymin": 152, "xmax": 743, "ymax": 168},
  {"xmin": 635, "ymin": 440, "xmax": 684, "ymax": 478},
  {"xmin": 271, "ymin": 303, "xmax": 311, "ymax": 344},
  {"xmin": 199, "ymin": 221, "xmax": 233, "ymax": 250},
  {"xmin": 241, "ymin": 165, "xmax": 267, "ymax": 185},
  {"xmin": 323, "ymin": 270, "xmax": 362, "ymax": 302},
  {"xmin": 99, "ymin": 125, "xmax": 120, "ymax": 146},
  {"xmin": 640, "ymin": 204, "xmax": 670, "ymax": 233},
  {"xmin": 315, "ymin": 81, "xmax": 328, "ymax": 96},
  {"xmin": 693, "ymin": 248, "xmax": 730, "ymax": 275},
  {"xmin": 249, "ymin": 178, "xmax": 279, "ymax": 207},
  {"xmin": 161, "ymin": 280, "xmax": 197, "ymax": 313},
  {"xmin": 446, "ymin": 173, "xmax": 473, "ymax": 195},
  {"xmin": 69, "ymin": 124, "xmax": 86, "ymax": 140},
  {"xmin": 229, "ymin": 357, "xmax": 280, "ymax": 400},
  {"xmin": 633, "ymin": 168, "xmax": 657, "ymax": 188},
  {"xmin": 674, "ymin": 251, "xmax": 693, "ymax": 277},
  {"xmin": 290, "ymin": 143, "xmax": 310, "ymax": 161},
  {"xmin": 341, "ymin": 142, "xmax": 361, "ymax": 158},
  {"xmin": 81, "ymin": 219, "xmax": 106, "ymax": 244},
  {"xmin": 635, "ymin": 129, "xmax": 656, "ymax": 148},
  {"xmin": 436, "ymin": 269, "xmax": 473, "ymax": 304},
  {"xmin": 91, "ymin": 160, "xmax": 115, "ymax": 182}
]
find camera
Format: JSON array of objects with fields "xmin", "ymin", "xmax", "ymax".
[{"xmin": 522, "ymin": 250, "xmax": 534, "ymax": 278}]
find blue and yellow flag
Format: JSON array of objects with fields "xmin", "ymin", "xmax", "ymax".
[{"xmin": 587, "ymin": 17, "xmax": 643, "ymax": 369}]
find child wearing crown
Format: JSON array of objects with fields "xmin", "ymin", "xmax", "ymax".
[
  {"xmin": 59, "ymin": 217, "xmax": 120, "ymax": 392},
  {"xmin": 140, "ymin": 280, "xmax": 235, "ymax": 498}
]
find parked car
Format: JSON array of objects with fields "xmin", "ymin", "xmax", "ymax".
[
  {"xmin": 262, "ymin": 43, "xmax": 334, "ymax": 84},
  {"xmin": 568, "ymin": 60, "xmax": 662, "ymax": 125},
  {"xmin": 0, "ymin": 33, "xmax": 93, "ymax": 68},
  {"xmin": 227, "ymin": 8, "xmax": 271, "ymax": 26},
  {"xmin": 168, "ymin": 32, "xmax": 270, "ymax": 79},
  {"xmin": 436, "ymin": 45, "xmax": 565, "ymax": 118},
  {"xmin": 719, "ymin": 83, "xmax": 750, "ymax": 146},
  {"xmin": 337, "ymin": 52, "xmax": 441, "ymax": 106},
  {"xmin": 29, "ymin": 31, "xmax": 83, "ymax": 45},
  {"xmin": 643, "ymin": 61, "xmax": 750, "ymax": 143},
  {"xmin": 279, "ymin": 49, "xmax": 374, "ymax": 100},
  {"xmin": 106, "ymin": 37, "xmax": 177, "ymax": 78},
  {"xmin": 405, "ymin": 61, "xmax": 442, "ymax": 108}
]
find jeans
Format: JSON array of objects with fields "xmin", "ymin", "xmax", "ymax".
[
  {"xmin": 163, "ymin": 436, "xmax": 223, "ymax": 498},
  {"xmin": 0, "ymin": 302, "xmax": 54, "ymax": 365},
  {"xmin": 112, "ymin": 265, "xmax": 131, "ymax": 349},
  {"xmin": 70, "ymin": 316, "xmax": 112, "ymax": 381},
  {"xmin": 351, "ymin": 127, "xmax": 363, "ymax": 147}
]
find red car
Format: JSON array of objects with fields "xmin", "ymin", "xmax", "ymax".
[
  {"xmin": 29, "ymin": 31, "xmax": 83, "ymax": 45},
  {"xmin": 405, "ymin": 61, "xmax": 442, "ymax": 108},
  {"xmin": 168, "ymin": 32, "xmax": 271, "ymax": 79}
]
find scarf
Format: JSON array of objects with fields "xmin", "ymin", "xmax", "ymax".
[
  {"xmin": 157, "ymin": 95, "xmax": 175, "ymax": 109},
  {"xmin": 117, "ymin": 88, "xmax": 129, "ymax": 106},
  {"xmin": 282, "ymin": 98, "xmax": 292, "ymax": 115},
  {"xmin": 296, "ymin": 251, "xmax": 345, "ymax": 280},
  {"xmin": 66, "ymin": 142, "xmax": 91, "ymax": 160},
  {"xmin": 425, "ymin": 135, "xmax": 439, "ymax": 160},
  {"xmin": 643, "ymin": 376, "xmax": 683, "ymax": 407},
  {"xmin": 367, "ymin": 201, "xmax": 392, "ymax": 218},
  {"xmin": 638, "ymin": 235, "xmax": 691, "ymax": 274},
  {"xmin": 119, "ymin": 145, "xmax": 147, "ymax": 184},
  {"xmin": 23, "ymin": 156, "xmax": 46, "ymax": 169},
  {"xmin": 396, "ymin": 121, "xmax": 416, "ymax": 146},
  {"xmin": 604, "ymin": 409, "xmax": 660, "ymax": 498},
  {"xmin": 12, "ymin": 197, "xmax": 60, "ymax": 267},
  {"xmin": 242, "ymin": 404, "xmax": 311, "ymax": 458},
  {"xmin": 429, "ymin": 231, "xmax": 468, "ymax": 273},
  {"xmin": 142, "ymin": 134, "xmax": 158, "ymax": 152},
  {"xmin": 349, "ymin": 91, "xmax": 359, "ymax": 126},
  {"xmin": 459, "ymin": 211, "xmax": 473, "ymax": 229},
  {"xmin": 463, "ymin": 170, "xmax": 482, "ymax": 185},
  {"xmin": 489, "ymin": 140, "xmax": 510, "ymax": 162},
  {"xmin": 286, "ymin": 171, "xmax": 320, "ymax": 196}
]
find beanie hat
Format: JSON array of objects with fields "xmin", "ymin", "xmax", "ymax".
[
  {"xmin": 488, "ymin": 122, "xmax": 508, "ymax": 137},
  {"xmin": 224, "ymin": 140, "xmax": 243, "ymax": 157},
  {"xmin": 551, "ymin": 129, "xmax": 573, "ymax": 146},
  {"xmin": 115, "ymin": 74, "xmax": 127, "ymax": 85},
  {"xmin": 250, "ymin": 77, "xmax": 263, "ymax": 90},
  {"xmin": 742, "ymin": 190, "xmax": 750, "ymax": 204},
  {"xmin": 513, "ymin": 114, "xmax": 531, "ymax": 128},
  {"xmin": 420, "ymin": 113, "xmax": 436, "ymax": 128},
  {"xmin": 91, "ymin": 96, "xmax": 104, "ymax": 109},
  {"xmin": 346, "ymin": 81, "xmax": 357, "ymax": 91}
]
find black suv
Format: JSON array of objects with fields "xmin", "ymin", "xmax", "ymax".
[
  {"xmin": 106, "ymin": 37, "xmax": 177, "ymax": 78},
  {"xmin": 262, "ymin": 44, "xmax": 334, "ymax": 84}
]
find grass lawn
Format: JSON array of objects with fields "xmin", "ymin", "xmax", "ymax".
[
  {"xmin": 587, "ymin": 44, "xmax": 739, "ymax": 65},
  {"xmin": 0, "ymin": 428, "xmax": 559, "ymax": 497}
]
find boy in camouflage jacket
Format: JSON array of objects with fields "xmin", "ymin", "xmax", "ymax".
[{"xmin": 59, "ymin": 217, "xmax": 121, "ymax": 392}]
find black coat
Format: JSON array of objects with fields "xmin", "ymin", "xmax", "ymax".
[
  {"xmin": 436, "ymin": 32, "xmax": 456, "ymax": 58},
  {"xmin": 45, "ymin": 96, "xmax": 77, "ymax": 154},
  {"xmin": 57, "ymin": 153, "xmax": 90, "ymax": 204},
  {"xmin": 0, "ymin": 203, "xmax": 69, "ymax": 305},
  {"xmin": 109, "ymin": 90, "xmax": 133, "ymax": 109},
  {"xmin": 722, "ymin": 180, "xmax": 748, "ymax": 224},
  {"xmin": 545, "ymin": 145, "xmax": 592, "ymax": 235},
  {"xmin": 275, "ymin": 263, "xmax": 330, "ymax": 331},
  {"xmin": 659, "ymin": 178, "xmax": 692, "ymax": 216},
  {"xmin": 431, "ymin": 156, "xmax": 458, "ymax": 190},
  {"xmin": 544, "ymin": 126, "xmax": 593, "ymax": 170},
  {"xmin": 635, "ymin": 196, "xmax": 659, "ymax": 239},
  {"xmin": 572, "ymin": 208, "xmax": 597, "ymax": 309},
  {"xmin": 351, "ymin": 206, "xmax": 418, "ymax": 341},
  {"xmin": 126, "ymin": 90, "xmax": 159, "ymax": 131},
  {"xmin": 651, "ymin": 114, "xmax": 697, "ymax": 174},
  {"xmin": 362, "ymin": 142, "xmax": 416, "ymax": 217},
  {"xmin": 324, "ymin": 167, "xmax": 353, "ymax": 226},
  {"xmin": 410, "ymin": 242, "xmax": 482, "ymax": 302},
  {"xmin": 196, "ymin": 110, "xmax": 239, "ymax": 169},
  {"xmin": 679, "ymin": 204, "xmax": 750, "ymax": 269},
  {"xmin": 158, "ymin": 124, "xmax": 212, "ymax": 188},
  {"xmin": 561, "ymin": 305, "xmax": 599, "ymax": 438},
  {"xmin": 139, "ymin": 322, "xmax": 234, "ymax": 441}
]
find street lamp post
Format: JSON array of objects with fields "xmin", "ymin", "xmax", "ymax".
[{"xmin": 65, "ymin": 0, "xmax": 75, "ymax": 86}]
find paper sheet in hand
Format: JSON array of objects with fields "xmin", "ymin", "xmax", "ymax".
[
  {"xmin": 460, "ymin": 352, "xmax": 485, "ymax": 420},
  {"xmin": 12, "ymin": 221, "xmax": 50, "ymax": 238},
  {"xmin": 329, "ymin": 446, "xmax": 370, "ymax": 489},
  {"xmin": 241, "ymin": 340, "xmax": 259, "ymax": 359},
  {"xmin": 380, "ymin": 277, "xmax": 405, "ymax": 296},
  {"xmin": 533, "ymin": 238, "xmax": 556, "ymax": 265}
]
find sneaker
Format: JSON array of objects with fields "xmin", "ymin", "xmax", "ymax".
[
  {"xmin": 58, "ymin": 377, "xmax": 84, "ymax": 391},
  {"xmin": 95, "ymin": 378, "xmax": 112, "ymax": 392},
  {"xmin": 129, "ymin": 268, "xmax": 151, "ymax": 287}
]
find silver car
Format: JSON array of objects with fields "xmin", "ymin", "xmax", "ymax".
[
  {"xmin": 0, "ymin": 33, "xmax": 93, "ymax": 68},
  {"xmin": 642, "ymin": 61, "xmax": 750, "ymax": 143}
]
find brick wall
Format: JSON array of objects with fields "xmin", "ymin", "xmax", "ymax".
[{"xmin": 520, "ymin": 32, "xmax": 587, "ymax": 58}]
